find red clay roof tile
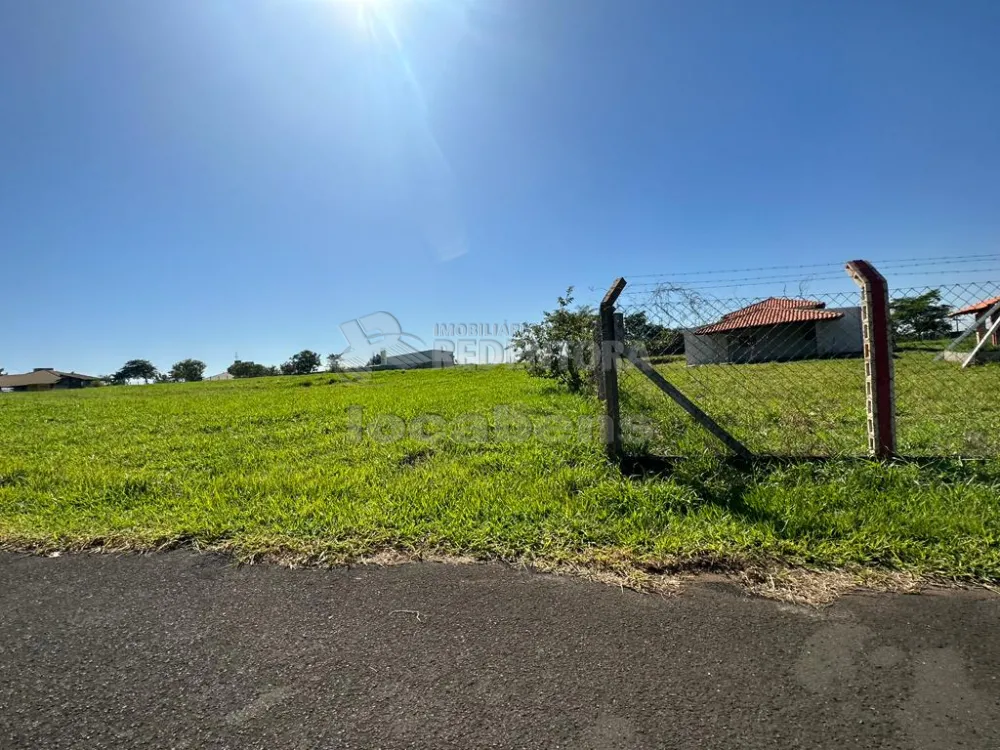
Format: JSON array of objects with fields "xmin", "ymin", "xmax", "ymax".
[
  {"xmin": 694, "ymin": 298, "xmax": 843, "ymax": 335},
  {"xmin": 948, "ymin": 296, "xmax": 1000, "ymax": 317}
]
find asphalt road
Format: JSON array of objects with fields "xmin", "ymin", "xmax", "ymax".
[{"xmin": 1, "ymin": 552, "xmax": 998, "ymax": 749}]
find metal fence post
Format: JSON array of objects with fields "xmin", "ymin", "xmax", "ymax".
[
  {"xmin": 846, "ymin": 260, "xmax": 897, "ymax": 458},
  {"xmin": 600, "ymin": 278, "xmax": 627, "ymax": 460}
]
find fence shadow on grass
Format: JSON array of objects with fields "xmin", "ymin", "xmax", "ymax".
[
  {"xmin": 620, "ymin": 452, "xmax": 1000, "ymax": 522},
  {"xmin": 619, "ymin": 454, "xmax": 785, "ymax": 529},
  {"xmin": 624, "ymin": 451, "xmax": 997, "ymax": 473}
]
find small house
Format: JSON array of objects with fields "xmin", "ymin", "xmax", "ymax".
[
  {"xmin": 380, "ymin": 349, "xmax": 456, "ymax": 370},
  {"xmin": 683, "ymin": 298, "xmax": 863, "ymax": 365},
  {"xmin": 948, "ymin": 296, "xmax": 1000, "ymax": 347},
  {"xmin": 0, "ymin": 368, "xmax": 102, "ymax": 392}
]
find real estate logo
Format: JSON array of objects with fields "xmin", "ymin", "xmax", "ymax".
[
  {"xmin": 336, "ymin": 312, "xmax": 521, "ymax": 369},
  {"xmin": 337, "ymin": 311, "xmax": 427, "ymax": 373}
]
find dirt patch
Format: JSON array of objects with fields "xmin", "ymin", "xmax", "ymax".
[
  {"xmin": 0, "ymin": 539, "xmax": 992, "ymax": 606},
  {"xmin": 398, "ymin": 448, "xmax": 434, "ymax": 468},
  {"xmin": 737, "ymin": 566, "xmax": 924, "ymax": 606}
]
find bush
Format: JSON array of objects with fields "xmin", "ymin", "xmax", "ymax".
[
  {"xmin": 169, "ymin": 359, "xmax": 206, "ymax": 383},
  {"xmin": 511, "ymin": 288, "xmax": 597, "ymax": 394},
  {"xmin": 227, "ymin": 361, "xmax": 277, "ymax": 379}
]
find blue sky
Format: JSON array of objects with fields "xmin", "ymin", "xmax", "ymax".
[{"xmin": 2, "ymin": 0, "xmax": 999, "ymax": 375}]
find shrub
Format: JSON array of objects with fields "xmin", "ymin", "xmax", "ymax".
[{"xmin": 511, "ymin": 287, "xmax": 597, "ymax": 394}]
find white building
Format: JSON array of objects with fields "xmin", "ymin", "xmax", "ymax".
[
  {"xmin": 379, "ymin": 349, "xmax": 455, "ymax": 370},
  {"xmin": 683, "ymin": 298, "xmax": 863, "ymax": 365}
]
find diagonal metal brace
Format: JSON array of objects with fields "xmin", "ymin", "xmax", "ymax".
[
  {"xmin": 960, "ymin": 313, "xmax": 1000, "ymax": 368},
  {"xmin": 622, "ymin": 346, "xmax": 754, "ymax": 460}
]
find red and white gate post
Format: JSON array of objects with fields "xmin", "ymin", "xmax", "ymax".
[{"xmin": 846, "ymin": 260, "xmax": 897, "ymax": 459}]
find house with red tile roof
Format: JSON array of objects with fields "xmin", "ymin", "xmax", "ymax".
[
  {"xmin": 948, "ymin": 295, "xmax": 1000, "ymax": 347},
  {"xmin": 684, "ymin": 297, "xmax": 863, "ymax": 365}
]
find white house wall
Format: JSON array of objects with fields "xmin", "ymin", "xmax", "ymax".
[
  {"xmin": 383, "ymin": 349, "xmax": 456, "ymax": 369},
  {"xmin": 683, "ymin": 331, "xmax": 728, "ymax": 365},
  {"xmin": 816, "ymin": 307, "xmax": 863, "ymax": 356}
]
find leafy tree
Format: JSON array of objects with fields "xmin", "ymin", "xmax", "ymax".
[
  {"xmin": 227, "ymin": 360, "xmax": 277, "ymax": 379},
  {"xmin": 286, "ymin": 350, "xmax": 322, "ymax": 375},
  {"xmin": 169, "ymin": 359, "xmax": 206, "ymax": 382},
  {"xmin": 623, "ymin": 311, "xmax": 684, "ymax": 356},
  {"xmin": 891, "ymin": 290, "xmax": 952, "ymax": 340},
  {"xmin": 511, "ymin": 287, "xmax": 597, "ymax": 394},
  {"xmin": 113, "ymin": 359, "xmax": 158, "ymax": 385},
  {"xmin": 326, "ymin": 353, "xmax": 343, "ymax": 373},
  {"xmin": 279, "ymin": 361, "xmax": 296, "ymax": 376},
  {"xmin": 365, "ymin": 353, "xmax": 383, "ymax": 368},
  {"xmin": 0, "ymin": 367, "xmax": 5, "ymax": 376}
]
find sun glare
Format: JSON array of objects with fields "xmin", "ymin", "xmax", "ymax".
[{"xmin": 312, "ymin": 0, "xmax": 470, "ymax": 261}]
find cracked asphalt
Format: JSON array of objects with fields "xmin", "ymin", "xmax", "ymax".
[{"xmin": 1, "ymin": 551, "xmax": 998, "ymax": 749}]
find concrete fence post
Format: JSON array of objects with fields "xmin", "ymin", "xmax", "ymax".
[
  {"xmin": 593, "ymin": 317, "xmax": 606, "ymax": 401},
  {"xmin": 600, "ymin": 278, "xmax": 627, "ymax": 461},
  {"xmin": 846, "ymin": 260, "xmax": 897, "ymax": 458}
]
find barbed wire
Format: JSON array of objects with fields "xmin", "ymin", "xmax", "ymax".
[
  {"xmin": 622, "ymin": 268, "xmax": 1000, "ymax": 292},
  {"xmin": 624, "ymin": 253, "xmax": 999, "ymax": 280}
]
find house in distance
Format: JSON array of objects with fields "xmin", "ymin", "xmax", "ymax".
[
  {"xmin": 0, "ymin": 368, "xmax": 102, "ymax": 392},
  {"xmin": 683, "ymin": 298, "xmax": 863, "ymax": 365},
  {"xmin": 375, "ymin": 349, "xmax": 456, "ymax": 370},
  {"xmin": 948, "ymin": 295, "xmax": 1000, "ymax": 347}
]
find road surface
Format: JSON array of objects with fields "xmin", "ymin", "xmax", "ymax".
[{"xmin": 1, "ymin": 551, "xmax": 997, "ymax": 749}]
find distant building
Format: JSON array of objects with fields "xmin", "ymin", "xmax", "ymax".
[
  {"xmin": 683, "ymin": 298, "xmax": 863, "ymax": 365},
  {"xmin": 0, "ymin": 368, "xmax": 102, "ymax": 392},
  {"xmin": 205, "ymin": 372, "xmax": 235, "ymax": 381},
  {"xmin": 948, "ymin": 295, "xmax": 1000, "ymax": 347},
  {"xmin": 378, "ymin": 349, "xmax": 456, "ymax": 370}
]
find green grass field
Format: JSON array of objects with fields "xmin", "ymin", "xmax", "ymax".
[{"xmin": 1, "ymin": 365, "xmax": 999, "ymax": 580}]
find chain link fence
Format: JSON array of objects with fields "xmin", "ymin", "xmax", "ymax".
[
  {"xmin": 609, "ymin": 269, "xmax": 1000, "ymax": 459},
  {"xmin": 890, "ymin": 281, "xmax": 1000, "ymax": 456}
]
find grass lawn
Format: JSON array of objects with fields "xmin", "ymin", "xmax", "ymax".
[{"xmin": 1, "ymin": 366, "xmax": 999, "ymax": 580}]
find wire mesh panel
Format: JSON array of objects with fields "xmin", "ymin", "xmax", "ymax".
[
  {"xmin": 616, "ymin": 284, "xmax": 868, "ymax": 457},
  {"xmin": 890, "ymin": 281, "xmax": 1000, "ymax": 456}
]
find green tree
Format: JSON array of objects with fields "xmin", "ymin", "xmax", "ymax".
[
  {"xmin": 326, "ymin": 353, "xmax": 343, "ymax": 373},
  {"xmin": 511, "ymin": 287, "xmax": 597, "ymax": 394},
  {"xmin": 623, "ymin": 311, "xmax": 684, "ymax": 356},
  {"xmin": 112, "ymin": 359, "xmax": 158, "ymax": 385},
  {"xmin": 169, "ymin": 359, "xmax": 206, "ymax": 382},
  {"xmin": 286, "ymin": 350, "xmax": 321, "ymax": 375},
  {"xmin": 227, "ymin": 360, "xmax": 276, "ymax": 379},
  {"xmin": 891, "ymin": 290, "xmax": 952, "ymax": 340}
]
